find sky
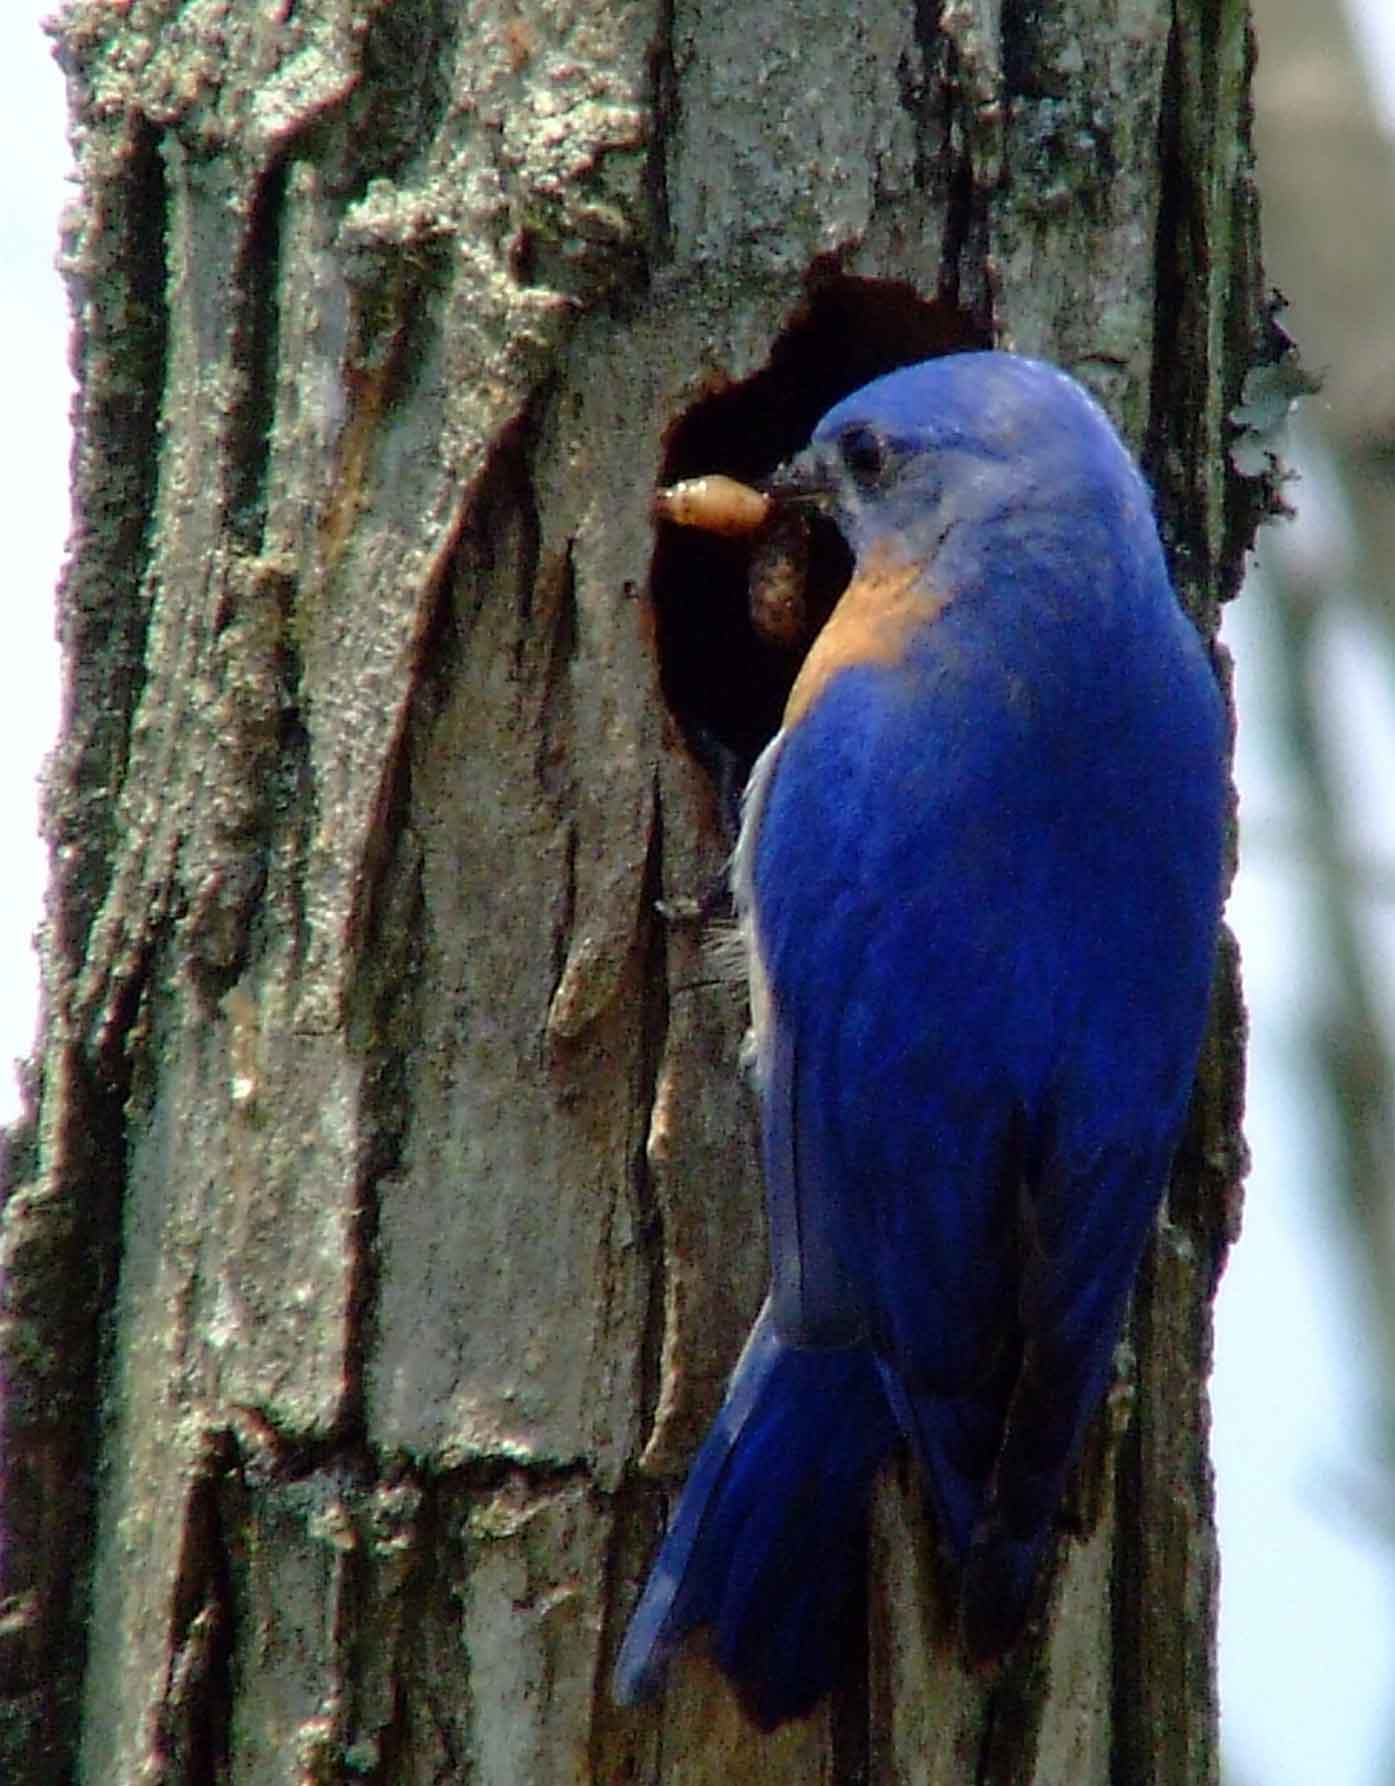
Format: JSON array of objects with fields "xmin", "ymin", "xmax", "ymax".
[
  {"xmin": 1352, "ymin": 0, "xmax": 1395, "ymax": 135},
  {"xmin": 1215, "ymin": 559, "xmax": 1395, "ymax": 1786},
  {"xmin": 3, "ymin": 7, "xmax": 1394, "ymax": 1784}
]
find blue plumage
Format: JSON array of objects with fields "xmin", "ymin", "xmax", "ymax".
[{"xmin": 615, "ymin": 351, "xmax": 1226, "ymax": 1724}]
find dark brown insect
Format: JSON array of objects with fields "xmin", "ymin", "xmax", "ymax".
[{"xmin": 747, "ymin": 509, "xmax": 809, "ymax": 647}]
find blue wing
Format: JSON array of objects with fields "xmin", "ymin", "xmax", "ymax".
[{"xmin": 749, "ymin": 586, "xmax": 1224, "ymax": 1649}]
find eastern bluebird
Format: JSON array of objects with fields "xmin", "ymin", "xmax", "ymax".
[{"xmin": 616, "ymin": 351, "xmax": 1227, "ymax": 1728}]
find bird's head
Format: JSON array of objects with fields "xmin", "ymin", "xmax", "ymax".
[{"xmin": 765, "ymin": 352, "xmax": 1152, "ymax": 572}]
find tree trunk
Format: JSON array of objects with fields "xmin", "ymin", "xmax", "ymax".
[{"xmin": 1, "ymin": 1, "xmax": 1255, "ymax": 1780}]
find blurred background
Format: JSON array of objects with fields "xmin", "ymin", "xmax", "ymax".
[
  {"xmin": 1215, "ymin": 3, "xmax": 1395, "ymax": 1782},
  {"xmin": 4, "ymin": 4, "xmax": 1395, "ymax": 1781}
]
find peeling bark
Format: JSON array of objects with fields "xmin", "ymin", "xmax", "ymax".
[{"xmin": 2, "ymin": 0, "xmax": 1256, "ymax": 1780}]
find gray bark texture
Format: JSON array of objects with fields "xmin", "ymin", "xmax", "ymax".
[{"xmin": 1, "ymin": 0, "xmax": 1256, "ymax": 1781}]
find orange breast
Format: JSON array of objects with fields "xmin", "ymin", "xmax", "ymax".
[{"xmin": 784, "ymin": 540, "xmax": 949, "ymax": 727}]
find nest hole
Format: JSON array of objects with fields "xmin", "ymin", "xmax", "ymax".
[{"xmin": 651, "ymin": 277, "xmax": 986, "ymax": 807}]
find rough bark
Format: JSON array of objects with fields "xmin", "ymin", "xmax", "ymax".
[{"xmin": 1, "ymin": 1, "xmax": 1256, "ymax": 1781}]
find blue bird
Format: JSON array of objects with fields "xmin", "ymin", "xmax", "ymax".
[{"xmin": 616, "ymin": 351, "xmax": 1227, "ymax": 1728}]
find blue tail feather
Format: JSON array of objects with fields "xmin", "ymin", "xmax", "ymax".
[{"xmin": 614, "ymin": 1304, "xmax": 901, "ymax": 1729}]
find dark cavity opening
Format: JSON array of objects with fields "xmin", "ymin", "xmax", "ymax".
[{"xmin": 651, "ymin": 277, "xmax": 986, "ymax": 807}]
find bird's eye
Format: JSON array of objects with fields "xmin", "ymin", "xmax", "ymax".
[{"xmin": 839, "ymin": 426, "xmax": 887, "ymax": 490}]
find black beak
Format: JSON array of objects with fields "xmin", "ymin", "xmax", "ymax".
[{"xmin": 760, "ymin": 444, "xmax": 835, "ymax": 511}]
